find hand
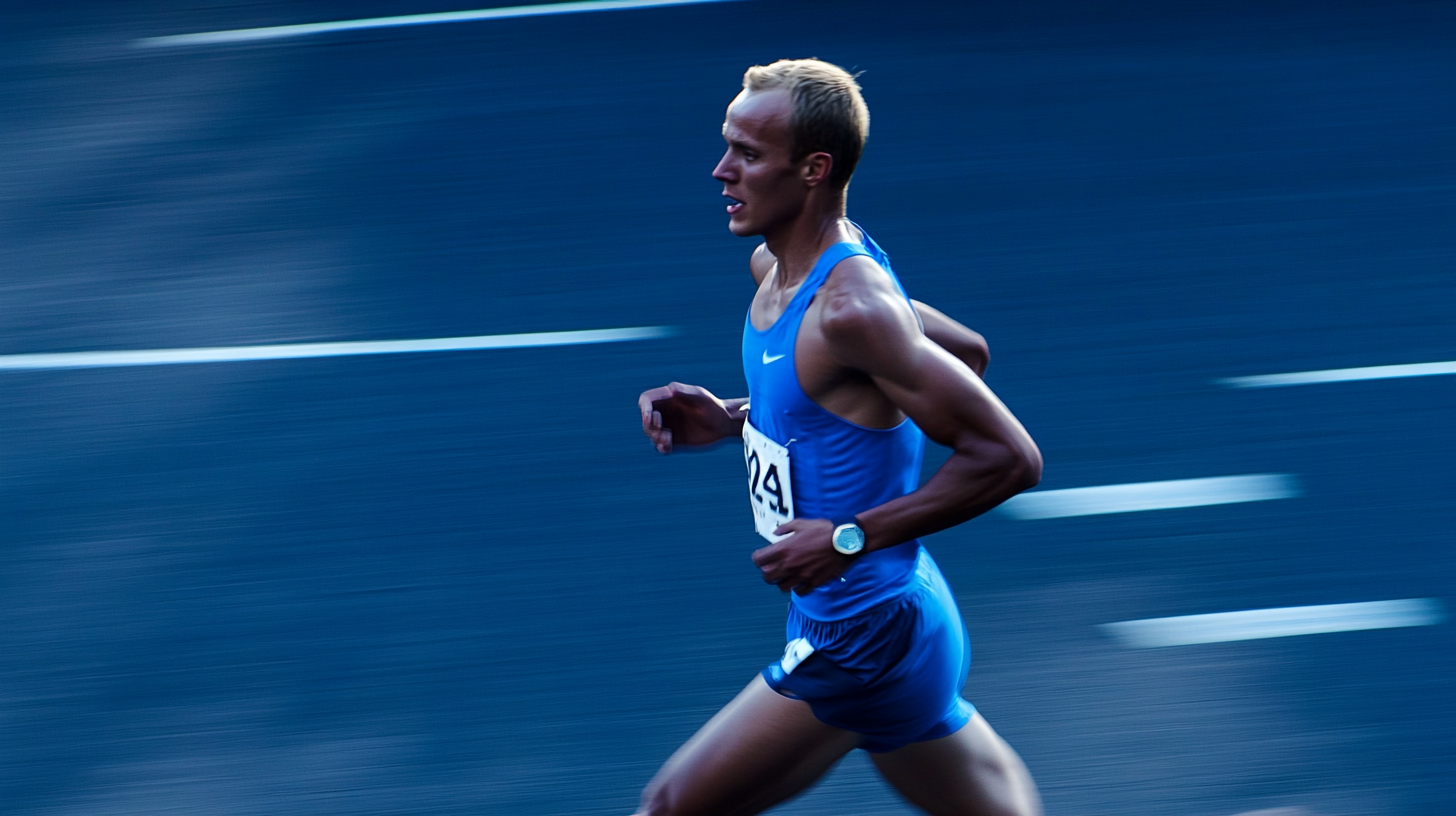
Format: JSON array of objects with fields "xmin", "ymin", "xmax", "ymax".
[
  {"xmin": 751, "ymin": 519, "xmax": 854, "ymax": 595},
  {"xmin": 638, "ymin": 382, "xmax": 739, "ymax": 454}
]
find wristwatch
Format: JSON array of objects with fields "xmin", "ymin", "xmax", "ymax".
[{"xmin": 831, "ymin": 518, "xmax": 866, "ymax": 555}]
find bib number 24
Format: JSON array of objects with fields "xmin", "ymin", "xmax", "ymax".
[{"xmin": 742, "ymin": 420, "xmax": 794, "ymax": 542}]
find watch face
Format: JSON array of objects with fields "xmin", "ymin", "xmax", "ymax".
[{"xmin": 833, "ymin": 525, "xmax": 865, "ymax": 554}]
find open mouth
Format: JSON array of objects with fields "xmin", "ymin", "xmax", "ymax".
[{"xmin": 723, "ymin": 195, "xmax": 745, "ymax": 215}]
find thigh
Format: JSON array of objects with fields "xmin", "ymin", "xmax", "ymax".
[
  {"xmin": 637, "ymin": 675, "xmax": 862, "ymax": 816},
  {"xmin": 869, "ymin": 712, "xmax": 1043, "ymax": 816}
]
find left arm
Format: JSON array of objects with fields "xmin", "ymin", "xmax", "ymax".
[{"xmin": 911, "ymin": 299, "xmax": 989, "ymax": 377}]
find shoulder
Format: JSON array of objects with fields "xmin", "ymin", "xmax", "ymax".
[
  {"xmin": 750, "ymin": 243, "xmax": 775, "ymax": 285},
  {"xmin": 817, "ymin": 255, "xmax": 919, "ymax": 345}
]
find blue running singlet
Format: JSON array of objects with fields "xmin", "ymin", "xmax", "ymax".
[
  {"xmin": 741, "ymin": 225, "xmax": 927, "ymax": 622},
  {"xmin": 742, "ymin": 225, "xmax": 976, "ymax": 749}
]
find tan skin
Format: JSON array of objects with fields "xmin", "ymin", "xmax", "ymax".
[{"xmin": 633, "ymin": 88, "xmax": 1044, "ymax": 816}]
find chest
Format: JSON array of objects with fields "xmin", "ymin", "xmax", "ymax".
[
  {"xmin": 748, "ymin": 267, "xmax": 801, "ymax": 332},
  {"xmin": 747, "ymin": 290, "xmax": 881, "ymax": 416},
  {"xmin": 748, "ymin": 274, "xmax": 834, "ymax": 390},
  {"xmin": 745, "ymin": 275, "xmax": 903, "ymax": 430}
]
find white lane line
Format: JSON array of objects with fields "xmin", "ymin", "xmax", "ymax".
[
  {"xmin": 0, "ymin": 326, "xmax": 673, "ymax": 370},
  {"xmin": 1103, "ymin": 599, "xmax": 1445, "ymax": 648},
  {"xmin": 999, "ymin": 474, "xmax": 1298, "ymax": 520},
  {"xmin": 1220, "ymin": 360, "xmax": 1456, "ymax": 388},
  {"xmin": 134, "ymin": 0, "xmax": 739, "ymax": 47}
]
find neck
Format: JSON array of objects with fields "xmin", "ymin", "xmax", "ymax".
[{"xmin": 762, "ymin": 192, "xmax": 851, "ymax": 288}]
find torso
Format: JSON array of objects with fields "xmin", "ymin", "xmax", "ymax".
[
  {"xmin": 749, "ymin": 224, "xmax": 907, "ymax": 430},
  {"xmin": 740, "ymin": 223, "xmax": 928, "ymax": 621}
]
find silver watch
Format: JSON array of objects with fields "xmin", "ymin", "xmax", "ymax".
[{"xmin": 831, "ymin": 522, "xmax": 866, "ymax": 555}]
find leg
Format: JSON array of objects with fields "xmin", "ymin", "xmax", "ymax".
[
  {"xmin": 635, "ymin": 675, "xmax": 862, "ymax": 816},
  {"xmin": 869, "ymin": 712, "xmax": 1043, "ymax": 816}
]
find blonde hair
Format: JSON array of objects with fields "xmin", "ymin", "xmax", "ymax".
[{"xmin": 742, "ymin": 59, "xmax": 869, "ymax": 189}]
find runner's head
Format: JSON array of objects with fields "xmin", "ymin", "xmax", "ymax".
[{"xmin": 713, "ymin": 59, "xmax": 870, "ymax": 237}]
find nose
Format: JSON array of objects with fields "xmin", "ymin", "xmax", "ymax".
[{"xmin": 712, "ymin": 149, "xmax": 735, "ymax": 183}]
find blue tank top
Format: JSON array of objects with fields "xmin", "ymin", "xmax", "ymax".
[{"xmin": 742, "ymin": 225, "xmax": 928, "ymax": 621}]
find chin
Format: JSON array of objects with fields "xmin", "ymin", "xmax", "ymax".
[{"xmin": 727, "ymin": 215, "xmax": 763, "ymax": 238}]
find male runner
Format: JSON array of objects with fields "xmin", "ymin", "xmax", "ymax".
[{"xmin": 636, "ymin": 59, "xmax": 1044, "ymax": 816}]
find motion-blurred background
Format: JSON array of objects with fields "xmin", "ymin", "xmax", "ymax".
[{"xmin": 3, "ymin": 1, "xmax": 1453, "ymax": 813}]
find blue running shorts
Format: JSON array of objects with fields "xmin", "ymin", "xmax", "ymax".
[{"xmin": 761, "ymin": 548, "xmax": 974, "ymax": 753}]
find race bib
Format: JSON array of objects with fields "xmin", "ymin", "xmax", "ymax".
[
  {"xmin": 780, "ymin": 637, "xmax": 814, "ymax": 674},
  {"xmin": 742, "ymin": 420, "xmax": 794, "ymax": 542}
]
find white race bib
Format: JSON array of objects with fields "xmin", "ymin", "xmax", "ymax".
[
  {"xmin": 780, "ymin": 637, "xmax": 814, "ymax": 674},
  {"xmin": 742, "ymin": 420, "xmax": 794, "ymax": 542}
]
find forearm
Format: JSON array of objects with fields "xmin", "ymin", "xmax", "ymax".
[
  {"xmin": 639, "ymin": 384, "xmax": 750, "ymax": 452},
  {"xmin": 853, "ymin": 442, "xmax": 1039, "ymax": 553}
]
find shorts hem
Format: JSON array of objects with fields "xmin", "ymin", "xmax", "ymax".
[
  {"xmin": 760, "ymin": 664, "xmax": 800, "ymax": 698},
  {"xmin": 858, "ymin": 699, "xmax": 975, "ymax": 753}
]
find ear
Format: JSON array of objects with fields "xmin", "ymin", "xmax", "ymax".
[{"xmin": 800, "ymin": 152, "xmax": 834, "ymax": 187}]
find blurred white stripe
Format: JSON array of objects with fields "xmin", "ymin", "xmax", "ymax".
[
  {"xmin": 0, "ymin": 327, "xmax": 673, "ymax": 370},
  {"xmin": 134, "ymin": 0, "xmax": 739, "ymax": 47},
  {"xmin": 1103, "ymin": 599, "xmax": 1445, "ymax": 648},
  {"xmin": 999, "ymin": 474, "xmax": 1298, "ymax": 520},
  {"xmin": 1221, "ymin": 360, "xmax": 1456, "ymax": 388}
]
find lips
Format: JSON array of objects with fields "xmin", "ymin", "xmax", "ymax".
[{"xmin": 723, "ymin": 194, "xmax": 744, "ymax": 214}]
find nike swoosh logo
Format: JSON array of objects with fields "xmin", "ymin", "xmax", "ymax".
[{"xmin": 762, "ymin": 351, "xmax": 786, "ymax": 364}]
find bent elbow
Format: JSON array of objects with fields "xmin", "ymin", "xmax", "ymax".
[
  {"xmin": 1005, "ymin": 440, "xmax": 1042, "ymax": 493},
  {"xmin": 957, "ymin": 335, "xmax": 990, "ymax": 377},
  {"xmin": 969, "ymin": 345, "xmax": 990, "ymax": 378}
]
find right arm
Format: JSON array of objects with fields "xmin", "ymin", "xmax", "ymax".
[
  {"xmin": 639, "ymin": 384, "xmax": 747, "ymax": 454},
  {"xmin": 638, "ymin": 247, "xmax": 768, "ymax": 454}
]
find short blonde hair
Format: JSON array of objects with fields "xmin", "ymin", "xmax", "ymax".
[{"xmin": 742, "ymin": 59, "xmax": 869, "ymax": 189}]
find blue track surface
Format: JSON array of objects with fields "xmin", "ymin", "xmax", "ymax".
[{"xmin": 3, "ymin": 2, "xmax": 1453, "ymax": 813}]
